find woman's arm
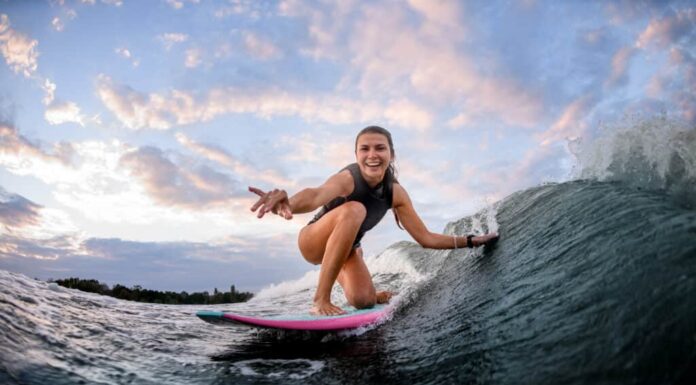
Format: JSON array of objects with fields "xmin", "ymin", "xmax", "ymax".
[
  {"xmin": 249, "ymin": 170, "xmax": 353, "ymax": 219},
  {"xmin": 288, "ymin": 171, "xmax": 353, "ymax": 214},
  {"xmin": 392, "ymin": 184, "xmax": 498, "ymax": 249}
]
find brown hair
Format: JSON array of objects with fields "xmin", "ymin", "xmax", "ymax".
[{"xmin": 355, "ymin": 126, "xmax": 403, "ymax": 229}]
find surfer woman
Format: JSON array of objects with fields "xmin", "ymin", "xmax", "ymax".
[{"xmin": 249, "ymin": 126, "xmax": 499, "ymax": 315}]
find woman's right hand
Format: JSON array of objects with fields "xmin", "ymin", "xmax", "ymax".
[{"xmin": 249, "ymin": 186, "xmax": 293, "ymax": 219}]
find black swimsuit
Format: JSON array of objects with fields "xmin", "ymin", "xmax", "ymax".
[{"xmin": 307, "ymin": 163, "xmax": 395, "ymax": 248}]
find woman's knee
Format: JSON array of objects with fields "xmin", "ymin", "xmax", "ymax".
[
  {"xmin": 348, "ymin": 292, "xmax": 376, "ymax": 309},
  {"xmin": 336, "ymin": 201, "xmax": 367, "ymax": 225}
]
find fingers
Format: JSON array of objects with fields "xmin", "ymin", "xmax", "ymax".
[
  {"xmin": 248, "ymin": 186, "xmax": 265, "ymax": 196},
  {"xmin": 249, "ymin": 186, "xmax": 267, "ymax": 213},
  {"xmin": 249, "ymin": 187, "xmax": 292, "ymax": 219},
  {"xmin": 311, "ymin": 303, "xmax": 346, "ymax": 316},
  {"xmin": 261, "ymin": 190, "xmax": 291, "ymax": 219},
  {"xmin": 279, "ymin": 204, "xmax": 293, "ymax": 220},
  {"xmin": 250, "ymin": 196, "xmax": 266, "ymax": 213}
]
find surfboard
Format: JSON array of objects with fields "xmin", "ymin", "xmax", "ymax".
[{"xmin": 196, "ymin": 304, "xmax": 390, "ymax": 331}]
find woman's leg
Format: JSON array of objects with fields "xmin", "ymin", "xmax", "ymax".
[
  {"xmin": 336, "ymin": 247, "xmax": 392, "ymax": 308},
  {"xmin": 298, "ymin": 201, "xmax": 366, "ymax": 315}
]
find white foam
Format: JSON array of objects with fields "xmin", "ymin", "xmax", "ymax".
[
  {"xmin": 252, "ymin": 269, "xmax": 320, "ymax": 301},
  {"xmin": 46, "ymin": 282, "xmax": 62, "ymax": 292},
  {"xmin": 365, "ymin": 247, "xmax": 426, "ymax": 282},
  {"xmin": 233, "ymin": 359, "xmax": 325, "ymax": 379}
]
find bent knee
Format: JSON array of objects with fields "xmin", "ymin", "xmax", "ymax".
[
  {"xmin": 340, "ymin": 201, "xmax": 366, "ymax": 219},
  {"xmin": 347, "ymin": 292, "xmax": 376, "ymax": 309}
]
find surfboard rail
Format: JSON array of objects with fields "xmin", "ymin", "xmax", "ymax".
[{"xmin": 196, "ymin": 304, "xmax": 390, "ymax": 331}]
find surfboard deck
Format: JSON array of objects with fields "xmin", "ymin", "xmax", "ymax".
[{"xmin": 196, "ymin": 304, "xmax": 390, "ymax": 331}]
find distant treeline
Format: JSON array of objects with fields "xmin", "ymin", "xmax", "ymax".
[{"xmin": 51, "ymin": 277, "xmax": 253, "ymax": 305}]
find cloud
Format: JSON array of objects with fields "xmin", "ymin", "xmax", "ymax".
[
  {"xmin": 166, "ymin": 0, "xmax": 185, "ymax": 9},
  {"xmin": 41, "ymin": 79, "xmax": 89, "ymax": 126},
  {"xmin": 278, "ymin": 131, "xmax": 355, "ymax": 173},
  {"xmin": 0, "ymin": 14, "xmax": 40, "ymax": 78},
  {"xmin": 96, "ymin": 75, "xmax": 434, "ymax": 131},
  {"xmin": 0, "ymin": 187, "xmax": 42, "ymax": 230},
  {"xmin": 45, "ymin": 101, "xmax": 86, "ymax": 126},
  {"xmin": 0, "ymin": 232, "xmax": 307, "ymax": 292},
  {"xmin": 446, "ymin": 142, "xmax": 571, "ymax": 211},
  {"xmin": 96, "ymin": 75, "xmax": 175, "ymax": 130},
  {"xmin": 538, "ymin": 94, "xmax": 597, "ymax": 146},
  {"xmin": 42, "ymin": 79, "xmax": 56, "ymax": 105},
  {"xmin": 605, "ymin": 46, "xmax": 637, "ymax": 88},
  {"xmin": 51, "ymin": 9, "xmax": 76, "ymax": 32},
  {"xmin": 215, "ymin": 0, "xmax": 262, "ymax": 19},
  {"xmin": 243, "ymin": 31, "xmax": 281, "ymax": 60},
  {"xmin": 175, "ymin": 133, "xmax": 294, "ymax": 187},
  {"xmin": 0, "ymin": 122, "xmax": 74, "ymax": 177},
  {"xmin": 384, "ymin": 99, "xmax": 433, "ymax": 132},
  {"xmin": 0, "ymin": 233, "xmax": 83, "ymax": 261},
  {"xmin": 101, "ymin": 0, "xmax": 123, "ymax": 6},
  {"xmin": 407, "ymin": 0, "xmax": 467, "ymax": 38},
  {"xmin": 119, "ymin": 146, "xmax": 244, "ymax": 209},
  {"xmin": 115, "ymin": 47, "xmax": 140, "ymax": 67},
  {"xmin": 185, "ymin": 47, "xmax": 202, "ymax": 68},
  {"xmin": 0, "ymin": 188, "xmax": 83, "ymax": 261},
  {"xmin": 157, "ymin": 32, "xmax": 189, "ymax": 50},
  {"xmin": 287, "ymin": 2, "xmax": 543, "ymax": 128},
  {"xmin": 0, "ymin": 123, "xmax": 297, "ymax": 243},
  {"xmin": 51, "ymin": 17, "xmax": 65, "ymax": 32},
  {"xmin": 635, "ymin": 8, "xmax": 696, "ymax": 49}
]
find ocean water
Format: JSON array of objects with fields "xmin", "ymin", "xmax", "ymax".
[{"xmin": 1, "ymin": 117, "xmax": 695, "ymax": 384}]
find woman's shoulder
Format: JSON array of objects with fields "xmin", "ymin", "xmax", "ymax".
[
  {"xmin": 322, "ymin": 168, "xmax": 354, "ymax": 196},
  {"xmin": 391, "ymin": 182, "xmax": 409, "ymax": 207}
]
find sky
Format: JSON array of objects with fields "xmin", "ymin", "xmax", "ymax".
[{"xmin": 0, "ymin": 0, "xmax": 694, "ymax": 292}]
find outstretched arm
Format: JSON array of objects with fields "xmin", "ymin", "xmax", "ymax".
[
  {"xmin": 392, "ymin": 184, "xmax": 498, "ymax": 249},
  {"xmin": 249, "ymin": 170, "xmax": 353, "ymax": 219}
]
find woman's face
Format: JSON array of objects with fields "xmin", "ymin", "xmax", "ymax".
[{"xmin": 355, "ymin": 133, "xmax": 392, "ymax": 184}]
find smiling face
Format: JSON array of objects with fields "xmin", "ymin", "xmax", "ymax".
[{"xmin": 355, "ymin": 132, "xmax": 393, "ymax": 187}]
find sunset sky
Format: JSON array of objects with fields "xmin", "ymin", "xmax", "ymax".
[{"xmin": 1, "ymin": 0, "xmax": 693, "ymax": 292}]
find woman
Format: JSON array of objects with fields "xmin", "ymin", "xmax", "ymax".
[{"xmin": 249, "ymin": 126, "xmax": 499, "ymax": 316}]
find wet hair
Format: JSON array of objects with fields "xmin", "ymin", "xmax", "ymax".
[{"xmin": 355, "ymin": 126, "xmax": 403, "ymax": 229}]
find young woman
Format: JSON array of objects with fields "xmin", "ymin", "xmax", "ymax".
[{"xmin": 249, "ymin": 126, "xmax": 499, "ymax": 316}]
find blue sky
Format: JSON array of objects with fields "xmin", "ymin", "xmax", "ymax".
[{"xmin": 0, "ymin": 0, "xmax": 693, "ymax": 292}]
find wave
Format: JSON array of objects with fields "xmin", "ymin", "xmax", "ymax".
[{"xmin": 1, "ymin": 116, "xmax": 695, "ymax": 384}]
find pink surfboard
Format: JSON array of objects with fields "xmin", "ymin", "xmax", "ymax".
[{"xmin": 196, "ymin": 304, "xmax": 390, "ymax": 331}]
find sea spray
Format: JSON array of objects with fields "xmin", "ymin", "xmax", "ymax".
[{"xmin": 570, "ymin": 114, "xmax": 696, "ymax": 208}]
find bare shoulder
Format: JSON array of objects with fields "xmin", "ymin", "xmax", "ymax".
[
  {"xmin": 392, "ymin": 182, "xmax": 411, "ymax": 208},
  {"xmin": 322, "ymin": 169, "xmax": 354, "ymax": 196}
]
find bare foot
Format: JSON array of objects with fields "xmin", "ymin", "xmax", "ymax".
[
  {"xmin": 311, "ymin": 300, "xmax": 346, "ymax": 316},
  {"xmin": 376, "ymin": 291, "xmax": 393, "ymax": 304},
  {"xmin": 473, "ymin": 233, "xmax": 499, "ymax": 247}
]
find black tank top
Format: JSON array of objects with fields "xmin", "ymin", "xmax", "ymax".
[{"xmin": 307, "ymin": 163, "xmax": 395, "ymax": 247}]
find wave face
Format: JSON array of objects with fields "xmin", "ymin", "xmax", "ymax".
[{"xmin": 1, "ymin": 120, "xmax": 695, "ymax": 384}]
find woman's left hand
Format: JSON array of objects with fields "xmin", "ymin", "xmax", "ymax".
[
  {"xmin": 473, "ymin": 233, "xmax": 499, "ymax": 247},
  {"xmin": 249, "ymin": 186, "xmax": 293, "ymax": 219}
]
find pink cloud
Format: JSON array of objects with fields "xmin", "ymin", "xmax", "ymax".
[
  {"xmin": 0, "ymin": 14, "xmax": 39, "ymax": 78},
  {"xmin": 605, "ymin": 46, "xmax": 636, "ymax": 88},
  {"xmin": 635, "ymin": 8, "xmax": 696, "ymax": 49},
  {"xmin": 119, "ymin": 146, "xmax": 243, "ymax": 209},
  {"xmin": 538, "ymin": 95, "xmax": 597, "ymax": 146}
]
